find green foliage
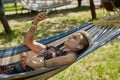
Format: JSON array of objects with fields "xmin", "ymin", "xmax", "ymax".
[{"xmin": 4, "ymin": 3, "xmax": 22, "ymax": 12}]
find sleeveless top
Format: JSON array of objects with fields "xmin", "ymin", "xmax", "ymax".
[
  {"xmin": 0, "ymin": 64, "xmax": 15, "ymax": 75},
  {"xmin": 0, "ymin": 62, "xmax": 34, "ymax": 75},
  {"xmin": 37, "ymin": 46, "xmax": 77, "ymax": 60}
]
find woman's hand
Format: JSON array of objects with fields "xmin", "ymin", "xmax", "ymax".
[
  {"xmin": 20, "ymin": 52, "xmax": 28, "ymax": 69},
  {"xmin": 33, "ymin": 12, "xmax": 47, "ymax": 25}
]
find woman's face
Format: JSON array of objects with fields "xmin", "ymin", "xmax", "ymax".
[{"xmin": 64, "ymin": 33, "xmax": 84, "ymax": 51}]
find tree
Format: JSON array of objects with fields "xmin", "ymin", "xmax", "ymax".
[
  {"xmin": 89, "ymin": 0, "xmax": 96, "ymax": 19},
  {"xmin": 77, "ymin": 0, "xmax": 96, "ymax": 19},
  {"xmin": 77, "ymin": 0, "xmax": 82, "ymax": 7},
  {"xmin": 0, "ymin": 0, "xmax": 11, "ymax": 34}
]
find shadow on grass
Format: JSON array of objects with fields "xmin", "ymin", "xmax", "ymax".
[
  {"xmin": 6, "ymin": 6, "xmax": 90, "ymax": 20},
  {"xmin": 0, "ymin": 6, "xmax": 91, "ymax": 49},
  {"xmin": 0, "ymin": 30, "xmax": 25, "ymax": 44}
]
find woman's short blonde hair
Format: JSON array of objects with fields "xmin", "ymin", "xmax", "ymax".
[{"xmin": 76, "ymin": 31, "xmax": 90, "ymax": 53}]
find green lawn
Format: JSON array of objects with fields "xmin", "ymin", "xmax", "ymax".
[
  {"xmin": 4, "ymin": 3, "xmax": 23, "ymax": 12},
  {"xmin": 0, "ymin": 5, "xmax": 120, "ymax": 80}
]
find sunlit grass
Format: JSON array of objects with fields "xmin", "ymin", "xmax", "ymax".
[
  {"xmin": 4, "ymin": 3, "xmax": 23, "ymax": 12},
  {"xmin": 0, "ymin": 6, "xmax": 94, "ymax": 49}
]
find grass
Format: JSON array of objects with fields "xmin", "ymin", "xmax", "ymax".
[
  {"xmin": 4, "ymin": 3, "xmax": 23, "ymax": 12},
  {"xmin": 0, "ymin": 5, "xmax": 120, "ymax": 80},
  {"xmin": 0, "ymin": 6, "xmax": 93, "ymax": 49}
]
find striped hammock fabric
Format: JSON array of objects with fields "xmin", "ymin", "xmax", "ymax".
[
  {"xmin": 0, "ymin": 13, "xmax": 120, "ymax": 80},
  {"xmin": 20, "ymin": 0, "xmax": 72, "ymax": 11}
]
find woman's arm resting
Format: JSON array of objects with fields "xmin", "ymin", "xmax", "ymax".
[
  {"xmin": 46, "ymin": 53, "xmax": 77, "ymax": 67},
  {"xmin": 27, "ymin": 53, "xmax": 77, "ymax": 69}
]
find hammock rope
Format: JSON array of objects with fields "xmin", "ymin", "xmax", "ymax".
[
  {"xmin": 93, "ymin": 13, "xmax": 120, "ymax": 27},
  {"xmin": 93, "ymin": 21, "xmax": 120, "ymax": 24},
  {"xmin": 0, "ymin": 13, "xmax": 120, "ymax": 80}
]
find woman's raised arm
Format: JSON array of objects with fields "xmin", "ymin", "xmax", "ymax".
[{"xmin": 24, "ymin": 12, "xmax": 47, "ymax": 54}]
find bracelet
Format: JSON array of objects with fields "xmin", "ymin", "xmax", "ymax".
[{"xmin": 32, "ymin": 21, "xmax": 37, "ymax": 26}]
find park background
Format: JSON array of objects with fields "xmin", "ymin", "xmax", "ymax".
[{"xmin": 0, "ymin": 0, "xmax": 120, "ymax": 80}]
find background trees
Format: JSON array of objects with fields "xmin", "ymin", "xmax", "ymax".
[
  {"xmin": 0, "ymin": 0, "xmax": 11, "ymax": 34},
  {"xmin": 0, "ymin": 0, "xmax": 97, "ymax": 34}
]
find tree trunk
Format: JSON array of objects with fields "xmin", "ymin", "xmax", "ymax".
[
  {"xmin": 89, "ymin": 0, "xmax": 96, "ymax": 19},
  {"xmin": 0, "ymin": 0, "xmax": 11, "ymax": 34},
  {"xmin": 77, "ymin": 0, "xmax": 82, "ymax": 7}
]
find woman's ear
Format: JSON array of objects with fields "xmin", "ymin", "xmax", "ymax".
[{"xmin": 76, "ymin": 45, "xmax": 84, "ymax": 50}]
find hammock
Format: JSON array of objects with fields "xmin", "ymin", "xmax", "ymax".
[
  {"xmin": 0, "ymin": 13, "xmax": 120, "ymax": 80},
  {"xmin": 20, "ymin": 0, "xmax": 72, "ymax": 11}
]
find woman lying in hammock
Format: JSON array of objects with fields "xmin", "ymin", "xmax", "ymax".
[
  {"xmin": 20, "ymin": 12, "xmax": 90, "ymax": 71},
  {"xmin": 0, "ymin": 12, "xmax": 90, "ymax": 75}
]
